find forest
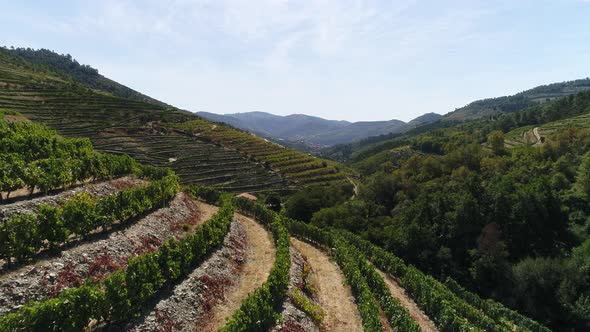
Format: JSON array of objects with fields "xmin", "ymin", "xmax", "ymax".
[{"xmin": 283, "ymin": 90, "xmax": 590, "ymax": 330}]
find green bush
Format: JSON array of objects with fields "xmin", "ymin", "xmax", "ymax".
[
  {"xmin": 1, "ymin": 214, "xmax": 40, "ymax": 264},
  {"xmin": 0, "ymin": 285, "xmax": 105, "ymax": 332},
  {"xmin": 0, "ymin": 117, "xmax": 140, "ymax": 200},
  {"xmin": 289, "ymin": 288, "xmax": 325, "ymax": 323}
]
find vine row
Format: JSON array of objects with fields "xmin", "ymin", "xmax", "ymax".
[
  {"xmin": 0, "ymin": 172, "xmax": 179, "ymax": 264},
  {"xmin": 338, "ymin": 230, "xmax": 550, "ymax": 332},
  {"xmin": 220, "ymin": 197, "xmax": 291, "ymax": 332},
  {"xmin": 0, "ymin": 194, "xmax": 235, "ymax": 331}
]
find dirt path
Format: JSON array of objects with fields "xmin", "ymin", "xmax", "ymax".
[
  {"xmin": 375, "ymin": 268, "xmax": 438, "ymax": 332},
  {"xmin": 124, "ymin": 220, "xmax": 247, "ymax": 332},
  {"xmin": 532, "ymin": 127, "xmax": 544, "ymax": 145},
  {"xmin": 0, "ymin": 193, "xmax": 217, "ymax": 315},
  {"xmin": 1, "ymin": 177, "xmax": 93, "ymax": 202},
  {"xmin": 0, "ymin": 176, "xmax": 146, "ymax": 221},
  {"xmin": 197, "ymin": 213, "xmax": 276, "ymax": 332},
  {"xmin": 291, "ymin": 238, "xmax": 363, "ymax": 332},
  {"xmin": 347, "ymin": 176, "xmax": 359, "ymax": 198}
]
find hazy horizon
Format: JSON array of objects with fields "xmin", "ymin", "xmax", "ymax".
[
  {"xmin": 197, "ymin": 109, "xmax": 441, "ymax": 123},
  {"xmin": 2, "ymin": 1, "xmax": 590, "ymax": 122}
]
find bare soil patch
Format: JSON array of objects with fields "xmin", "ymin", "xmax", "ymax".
[
  {"xmin": 197, "ymin": 213, "xmax": 276, "ymax": 332},
  {"xmin": 375, "ymin": 268, "xmax": 438, "ymax": 332},
  {"xmin": 0, "ymin": 193, "xmax": 215, "ymax": 315},
  {"xmin": 290, "ymin": 238, "xmax": 363, "ymax": 332}
]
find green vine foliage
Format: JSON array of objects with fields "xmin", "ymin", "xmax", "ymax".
[
  {"xmin": 0, "ymin": 194, "xmax": 235, "ymax": 331},
  {"xmin": 347, "ymin": 242, "xmax": 421, "ymax": 332},
  {"xmin": 0, "ymin": 173, "xmax": 179, "ymax": 264},
  {"xmin": 444, "ymin": 278, "xmax": 551, "ymax": 332},
  {"xmin": 289, "ymin": 288, "xmax": 325, "ymax": 323},
  {"xmin": 332, "ymin": 236, "xmax": 382, "ymax": 332},
  {"xmin": 0, "ymin": 115, "xmax": 140, "ymax": 200},
  {"xmin": 338, "ymin": 230, "xmax": 550, "ymax": 332}
]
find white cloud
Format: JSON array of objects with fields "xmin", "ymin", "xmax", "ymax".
[{"xmin": 5, "ymin": 0, "xmax": 523, "ymax": 121}]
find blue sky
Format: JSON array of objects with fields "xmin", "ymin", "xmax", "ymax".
[{"xmin": 1, "ymin": 0, "xmax": 590, "ymax": 121}]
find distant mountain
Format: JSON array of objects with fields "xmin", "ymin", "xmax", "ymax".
[
  {"xmin": 445, "ymin": 78, "xmax": 590, "ymax": 120},
  {"xmin": 197, "ymin": 111, "xmax": 441, "ymax": 147},
  {"xmin": 220, "ymin": 111, "xmax": 350, "ymax": 139}
]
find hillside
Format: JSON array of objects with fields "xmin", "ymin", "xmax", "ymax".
[
  {"xmin": 445, "ymin": 78, "xmax": 590, "ymax": 120},
  {"xmin": 319, "ymin": 88, "xmax": 590, "ymax": 330},
  {"xmin": 0, "ymin": 50, "xmax": 553, "ymax": 332},
  {"xmin": 322, "ymin": 79, "xmax": 590, "ymax": 162},
  {"xmin": 2, "ymin": 47, "xmax": 169, "ymax": 107},
  {"xmin": 198, "ymin": 111, "xmax": 351, "ymax": 141},
  {"xmin": 198, "ymin": 110, "xmax": 441, "ymax": 147},
  {"xmin": 0, "ymin": 114, "xmax": 550, "ymax": 331},
  {"xmin": 0, "ymin": 48, "xmax": 347, "ymax": 193}
]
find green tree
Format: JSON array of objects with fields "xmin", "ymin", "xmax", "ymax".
[
  {"xmin": 487, "ymin": 130, "xmax": 505, "ymax": 155},
  {"xmin": 264, "ymin": 192, "xmax": 282, "ymax": 212}
]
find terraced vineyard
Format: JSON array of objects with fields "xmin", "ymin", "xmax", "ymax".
[
  {"xmin": 0, "ymin": 50, "xmax": 552, "ymax": 331},
  {"xmin": 505, "ymin": 111, "xmax": 590, "ymax": 147},
  {"xmin": 0, "ymin": 117, "xmax": 549, "ymax": 331},
  {"xmin": 1, "ymin": 179, "xmax": 551, "ymax": 331},
  {"xmin": 0, "ymin": 49, "xmax": 346, "ymax": 193},
  {"xmin": 168, "ymin": 119, "xmax": 347, "ymax": 185}
]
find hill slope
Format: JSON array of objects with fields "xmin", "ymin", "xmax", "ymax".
[
  {"xmin": 198, "ymin": 111, "xmax": 441, "ymax": 147},
  {"xmin": 2, "ymin": 47, "xmax": 169, "ymax": 107},
  {"xmin": 0, "ymin": 48, "xmax": 346, "ymax": 192},
  {"xmin": 324, "ymin": 88, "xmax": 590, "ymax": 330},
  {"xmin": 445, "ymin": 78, "xmax": 590, "ymax": 120},
  {"xmin": 0, "ymin": 50, "xmax": 551, "ymax": 332}
]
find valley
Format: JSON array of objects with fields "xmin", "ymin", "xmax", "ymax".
[{"xmin": 1, "ymin": 46, "xmax": 588, "ymax": 332}]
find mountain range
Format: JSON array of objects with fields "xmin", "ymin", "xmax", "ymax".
[
  {"xmin": 197, "ymin": 111, "xmax": 442, "ymax": 147},
  {"xmin": 199, "ymin": 78, "xmax": 590, "ymax": 149}
]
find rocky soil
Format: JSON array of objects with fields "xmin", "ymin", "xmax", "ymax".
[
  {"xmin": 271, "ymin": 247, "xmax": 320, "ymax": 332},
  {"xmin": 123, "ymin": 220, "xmax": 247, "ymax": 332},
  {"xmin": 0, "ymin": 192, "xmax": 216, "ymax": 315},
  {"xmin": 198, "ymin": 213, "xmax": 276, "ymax": 332}
]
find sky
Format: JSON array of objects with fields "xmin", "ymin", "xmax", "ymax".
[{"xmin": 1, "ymin": 0, "xmax": 590, "ymax": 122}]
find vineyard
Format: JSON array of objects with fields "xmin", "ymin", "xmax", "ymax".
[
  {"xmin": 0, "ymin": 49, "xmax": 347, "ymax": 193},
  {"xmin": 0, "ymin": 110, "xmax": 550, "ymax": 332},
  {"xmin": 505, "ymin": 111, "xmax": 590, "ymax": 147}
]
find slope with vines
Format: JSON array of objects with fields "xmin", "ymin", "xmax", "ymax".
[{"xmin": 0, "ymin": 49, "xmax": 347, "ymax": 193}]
